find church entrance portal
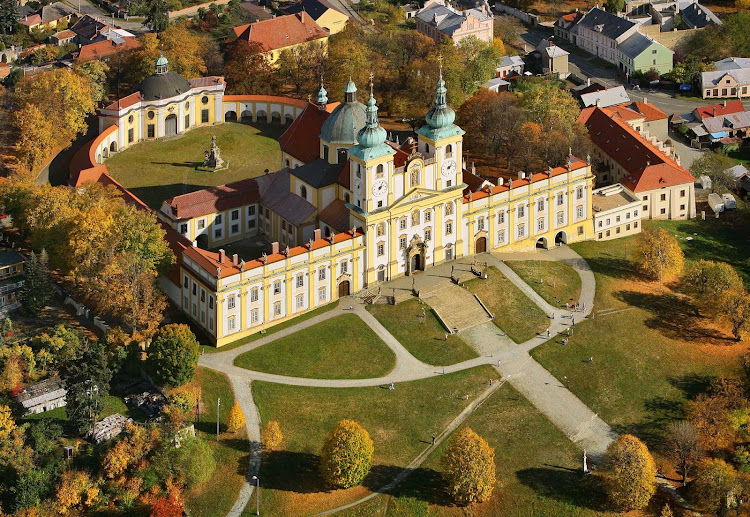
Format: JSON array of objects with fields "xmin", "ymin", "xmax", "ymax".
[
  {"xmin": 165, "ymin": 114, "xmax": 177, "ymax": 137},
  {"xmin": 475, "ymin": 237, "xmax": 487, "ymax": 254},
  {"xmin": 338, "ymin": 280, "xmax": 350, "ymax": 298},
  {"xmin": 411, "ymin": 254, "xmax": 422, "ymax": 274}
]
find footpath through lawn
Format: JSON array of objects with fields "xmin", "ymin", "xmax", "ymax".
[
  {"xmin": 252, "ymin": 365, "xmax": 500, "ymax": 516},
  {"xmin": 233, "ymin": 313, "xmax": 397, "ymax": 379},
  {"xmin": 505, "ymin": 260, "xmax": 583, "ymax": 308},
  {"xmin": 366, "ymin": 299, "xmax": 479, "ymax": 366},
  {"xmin": 465, "ymin": 266, "xmax": 549, "ymax": 343}
]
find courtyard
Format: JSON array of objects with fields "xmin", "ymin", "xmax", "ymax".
[{"xmin": 104, "ymin": 122, "xmax": 284, "ymax": 209}]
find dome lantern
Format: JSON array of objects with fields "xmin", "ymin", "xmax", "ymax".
[{"xmin": 425, "ymin": 64, "xmax": 456, "ymax": 129}]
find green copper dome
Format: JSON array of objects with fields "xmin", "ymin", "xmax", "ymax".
[
  {"xmin": 155, "ymin": 55, "xmax": 168, "ymax": 67},
  {"xmin": 316, "ymin": 83, "xmax": 328, "ymax": 105},
  {"xmin": 425, "ymin": 71, "xmax": 456, "ymax": 129},
  {"xmin": 344, "ymin": 80, "xmax": 357, "ymax": 94},
  {"xmin": 356, "ymin": 87, "xmax": 387, "ymax": 148},
  {"xmin": 320, "ymin": 80, "xmax": 366, "ymax": 144}
]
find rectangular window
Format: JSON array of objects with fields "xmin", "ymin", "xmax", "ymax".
[
  {"xmin": 231, "ymin": 209, "xmax": 239, "ymax": 220},
  {"xmin": 518, "ymin": 206, "xmax": 525, "ymax": 218},
  {"xmin": 318, "ymin": 268, "xmax": 326, "ymax": 281},
  {"xmin": 251, "ymin": 310, "xmax": 258, "ymax": 323},
  {"xmin": 616, "ymin": 227, "xmax": 621, "ymax": 234},
  {"xmin": 616, "ymin": 215, "xmax": 621, "ymax": 223},
  {"xmin": 643, "ymin": 205, "xmax": 648, "ymax": 211},
  {"xmin": 660, "ymin": 194, "xmax": 666, "ymax": 201},
  {"xmin": 183, "ymin": 296, "xmax": 188, "ymax": 309},
  {"xmin": 558, "ymin": 212, "xmax": 564, "ymax": 224},
  {"xmin": 477, "ymin": 218, "xmax": 485, "ymax": 231},
  {"xmin": 634, "ymin": 221, "xmax": 639, "ymax": 228},
  {"xmin": 537, "ymin": 199, "xmax": 544, "ymax": 211},
  {"xmin": 319, "ymin": 287, "xmax": 326, "ymax": 301},
  {"xmin": 192, "ymin": 283, "xmax": 197, "ymax": 296},
  {"xmin": 296, "ymin": 274, "xmax": 304, "ymax": 288},
  {"xmin": 680, "ymin": 190, "xmax": 686, "ymax": 198},
  {"xmin": 274, "ymin": 281, "xmax": 281, "ymax": 294},
  {"xmin": 184, "ymin": 275, "xmax": 189, "ymax": 287},
  {"xmin": 498, "ymin": 212, "xmax": 505, "ymax": 224},
  {"xmin": 577, "ymin": 187, "xmax": 583, "ymax": 200},
  {"xmin": 184, "ymin": 115, "xmax": 189, "ymax": 129},
  {"xmin": 680, "ymin": 204, "xmax": 685, "ymax": 211},
  {"xmin": 179, "ymin": 223, "xmax": 188, "ymax": 234},
  {"xmin": 296, "ymin": 295, "xmax": 304, "ymax": 308},
  {"xmin": 274, "ymin": 301, "xmax": 282, "ymax": 316},
  {"xmin": 209, "ymin": 296, "xmax": 214, "ymax": 309},
  {"xmin": 425, "ymin": 229, "xmax": 431, "ymax": 241},
  {"xmin": 192, "ymin": 303, "xmax": 197, "ymax": 316},
  {"xmin": 251, "ymin": 288, "xmax": 258, "ymax": 302},
  {"xmin": 248, "ymin": 205, "xmax": 256, "ymax": 216},
  {"xmin": 231, "ymin": 224, "xmax": 239, "ymax": 234},
  {"xmin": 228, "ymin": 316, "xmax": 236, "ymax": 330},
  {"xmin": 228, "ymin": 295, "xmax": 235, "ymax": 309},
  {"xmin": 201, "ymin": 109, "xmax": 209, "ymax": 123},
  {"xmin": 248, "ymin": 220, "xmax": 256, "ymax": 229},
  {"xmin": 576, "ymin": 206, "xmax": 583, "ymax": 218},
  {"xmin": 209, "ymin": 317, "xmax": 214, "ymax": 331},
  {"xmin": 128, "ymin": 128, "xmax": 134, "ymax": 143},
  {"xmin": 626, "ymin": 212, "xmax": 630, "ymax": 220},
  {"xmin": 425, "ymin": 211, "xmax": 431, "ymax": 222},
  {"xmin": 518, "ymin": 225, "xmax": 525, "ymax": 238},
  {"xmin": 497, "ymin": 230, "xmax": 505, "ymax": 243},
  {"xmin": 214, "ymin": 228, "xmax": 222, "ymax": 239},
  {"xmin": 660, "ymin": 208, "xmax": 666, "ymax": 214},
  {"xmin": 606, "ymin": 230, "xmax": 611, "ymax": 237},
  {"xmin": 201, "ymin": 289, "xmax": 205, "ymax": 303},
  {"xmin": 147, "ymin": 124, "xmax": 155, "ymax": 138},
  {"xmin": 198, "ymin": 219, "xmax": 205, "ymax": 230},
  {"xmin": 537, "ymin": 219, "xmax": 544, "ymax": 231},
  {"xmin": 400, "ymin": 237, "xmax": 406, "ymax": 249},
  {"xmin": 626, "ymin": 224, "xmax": 631, "ymax": 230},
  {"xmin": 340, "ymin": 261, "xmax": 348, "ymax": 274},
  {"xmin": 400, "ymin": 219, "xmax": 406, "ymax": 230},
  {"xmin": 377, "ymin": 243, "xmax": 384, "ymax": 256}
]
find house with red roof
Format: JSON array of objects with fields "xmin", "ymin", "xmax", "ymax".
[
  {"xmin": 579, "ymin": 106, "xmax": 696, "ymax": 220},
  {"xmin": 232, "ymin": 12, "xmax": 329, "ymax": 65},
  {"xmin": 75, "ymin": 36, "xmax": 140, "ymax": 63}
]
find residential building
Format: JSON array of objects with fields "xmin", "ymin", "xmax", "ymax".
[
  {"xmin": 554, "ymin": 10, "xmax": 583, "ymax": 42},
  {"xmin": 232, "ymin": 12, "xmax": 329, "ymax": 65},
  {"xmin": 592, "ymin": 184, "xmax": 642, "ymax": 240},
  {"xmin": 75, "ymin": 36, "xmax": 141, "ymax": 63},
  {"xmin": 603, "ymin": 98, "xmax": 669, "ymax": 141},
  {"xmin": 617, "ymin": 31, "xmax": 673, "ymax": 75},
  {"xmin": 16, "ymin": 377, "xmax": 66, "ymax": 415},
  {"xmin": 701, "ymin": 58, "xmax": 750, "ymax": 99},
  {"xmin": 580, "ymin": 85, "xmax": 631, "ymax": 108},
  {"xmin": 70, "ymin": 15, "xmax": 109, "ymax": 45},
  {"xmin": 572, "ymin": 7, "xmax": 638, "ymax": 66},
  {"xmin": 50, "ymin": 29, "xmax": 76, "ymax": 46},
  {"xmin": 415, "ymin": 0, "xmax": 493, "ymax": 44},
  {"xmin": 579, "ymin": 106, "xmax": 696, "ymax": 220},
  {"xmin": 536, "ymin": 39, "xmax": 569, "ymax": 79},
  {"xmin": 496, "ymin": 55, "xmax": 525, "ymax": 79},
  {"xmin": 404, "ymin": 3, "xmax": 419, "ymax": 18},
  {"xmin": 483, "ymin": 77, "xmax": 511, "ymax": 92},
  {"xmin": 97, "ymin": 56, "xmax": 225, "ymax": 155},
  {"xmin": 283, "ymin": 0, "xmax": 349, "ymax": 34},
  {"xmin": 0, "ymin": 251, "xmax": 25, "ymax": 312},
  {"xmin": 674, "ymin": 100, "xmax": 750, "ymax": 148},
  {"xmin": 18, "ymin": 2, "xmax": 74, "ymax": 31}
]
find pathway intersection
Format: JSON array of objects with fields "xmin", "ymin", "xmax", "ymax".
[{"xmin": 198, "ymin": 246, "xmax": 684, "ymax": 516}]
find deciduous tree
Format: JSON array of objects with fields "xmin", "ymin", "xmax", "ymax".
[
  {"xmin": 73, "ymin": 60, "xmax": 110, "ymax": 104},
  {"xmin": 682, "ymin": 260, "xmax": 744, "ymax": 317},
  {"xmin": 176, "ymin": 438, "xmax": 216, "ymax": 487},
  {"xmin": 693, "ymin": 458, "xmax": 738, "ymax": 515},
  {"xmin": 320, "ymin": 420, "xmax": 374, "ymax": 488},
  {"xmin": 226, "ymin": 401, "xmax": 245, "ymax": 432},
  {"xmin": 720, "ymin": 289, "xmax": 750, "ymax": 341},
  {"xmin": 262, "ymin": 420, "xmax": 283, "ymax": 450},
  {"xmin": 634, "ymin": 227, "xmax": 684, "ymax": 283},
  {"xmin": 13, "ymin": 105, "xmax": 55, "ymax": 170},
  {"xmin": 146, "ymin": 324, "xmax": 200, "ymax": 387},
  {"xmin": 159, "ymin": 23, "xmax": 207, "ymax": 79},
  {"xmin": 441, "ymin": 427, "xmax": 496, "ymax": 504},
  {"xmin": 690, "ymin": 150, "xmax": 734, "ymax": 193},
  {"xmin": 602, "ymin": 434, "xmax": 657, "ymax": 510},
  {"xmin": 665, "ymin": 420, "xmax": 702, "ymax": 485},
  {"xmin": 55, "ymin": 470, "xmax": 100, "ymax": 515},
  {"xmin": 0, "ymin": 404, "xmax": 15, "ymax": 441},
  {"xmin": 688, "ymin": 378, "xmax": 746, "ymax": 451},
  {"xmin": 224, "ymin": 41, "xmax": 279, "ymax": 95}
]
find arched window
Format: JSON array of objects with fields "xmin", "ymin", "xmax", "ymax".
[
  {"xmin": 376, "ymin": 164, "xmax": 384, "ymax": 177},
  {"xmin": 285, "ymin": 158, "xmax": 290, "ymax": 167},
  {"xmin": 300, "ymin": 186, "xmax": 307, "ymax": 199},
  {"xmin": 445, "ymin": 202, "xmax": 453, "ymax": 216},
  {"xmin": 324, "ymin": 226, "xmax": 331, "ymax": 238},
  {"xmin": 446, "ymin": 144, "xmax": 453, "ymax": 156}
]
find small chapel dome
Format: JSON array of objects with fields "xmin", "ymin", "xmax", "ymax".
[{"xmin": 138, "ymin": 55, "xmax": 192, "ymax": 102}]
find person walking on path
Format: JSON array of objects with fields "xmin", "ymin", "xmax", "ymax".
[{"xmin": 431, "ymin": 434, "xmax": 436, "ymax": 446}]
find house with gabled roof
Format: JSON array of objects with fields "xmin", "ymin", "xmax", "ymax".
[
  {"xmin": 414, "ymin": 0, "xmax": 493, "ymax": 44},
  {"xmin": 232, "ymin": 12, "xmax": 329, "ymax": 65},
  {"xmin": 701, "ymin": 58, "xmax": 750, "ymax": 99},
  {"xmin": 282, "ymin": 0, "xmax": 348, "ymax": 34}
]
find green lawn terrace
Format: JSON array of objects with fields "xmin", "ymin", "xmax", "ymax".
[{"xmin": 104, "ymin": 122, "xmax": 285, "ymax": 210}]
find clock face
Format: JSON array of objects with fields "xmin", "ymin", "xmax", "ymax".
[
  {"xmin": 354, "ymin": 178, "xmax": 362, "ymax": 193},
  {"xmin": 372, "ymin": 180, "xmax": 388, "ymax": 197},
  {"xmin": 442, "ymin": 159, "xmax": 457, "ymax": 177}
]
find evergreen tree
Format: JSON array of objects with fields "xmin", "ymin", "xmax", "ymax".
[
  {"xmin": 145, "ymin": 0, "xmax": 169, "ymax": 32},
  {"xmin": 0, "ymin": 0, "xmax": 19, "ymax": 35},
  {"xmin": 64, "ymin": 341, "xmax": 112, "ymax": 434},
  {"xmin": 20, "ymin": 249, "xmax": 53, "ymax": 316}
]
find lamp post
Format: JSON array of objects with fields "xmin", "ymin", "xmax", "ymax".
[
  {"xmin": 658, "ymin": 249, "xmax": 663, "ymax": 293},
  {"xmin": 216, "ymin": 397, "xmax": 220, "ymax": 441},
  {"xmin": 252, "ymin": 475, "xmax": 260, "ymax": 515}
]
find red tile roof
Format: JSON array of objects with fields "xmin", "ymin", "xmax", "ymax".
[
  {"xmin": 629, "ymin": 101, "xmax": 667, "ymax": 122},
  {"xmin": 19, "ymin": 14, "xmax": 42, "ymax": 26},
  {"xmin": 76, "ymin": 37, "xmax": 140, "ymax": 62},
  {"xmin": 694, "ymin": 100, "xmax": 745, "ymax": 120},
  {"xmin": 164, "ymin": 178, "xmax": 265, "ymax": 221},
  {"xmin": 233, "ymin": 12, "xmax": 328, "ymax": 52},
  {"xmin": 53, "ymin": 29, "xmax": 76, "ymax": 39},
  {"xmin": 386, "ymin": 140, "xmax": 412, "ymax": 169},
  {"xmin": 104, "ymin": 91, "xmax": 141, "ymax": 111},
  {"xmin": 337, "ymin": 161, "xmax": 350, "ymax": 189},
  {"xmin": 602, "ymin": 105, "xmax": 644, "ymax": 122},
  {"xmin": 317, "ymin": 198, "xmax": 350, "ymax": 232},
  {"xmin": 279, "ymin": 101, "xmax": 338, "ymax": 163},
  {"xmin": 223, "ymin": 95, "xmax": 309, "ymax": 108},
  {"xmin": 578, "ymin": 106, "xmax": 695, "ymax": 193}
]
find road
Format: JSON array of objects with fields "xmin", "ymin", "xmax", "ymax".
[{"xmin": 61, "ymin": 0, "xmax": 148, "ymax": 32}]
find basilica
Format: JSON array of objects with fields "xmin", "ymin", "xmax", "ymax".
[{"xmin": 75, "ymin": 57, "xmax": 596, "ymax": 346}]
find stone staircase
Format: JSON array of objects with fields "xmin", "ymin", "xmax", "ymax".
[{"xmin": 420, "ymin": 283, "xmax": 493, "ymax": 333}]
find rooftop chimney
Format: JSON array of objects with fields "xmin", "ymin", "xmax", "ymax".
[
  {"xmin": 518, "ymin": 171, "xmax": 526, "ymax": 179},
  {"xmin": 314, "ymin": 228, "xmax": 322, "ymax": 240},
  {"xmin": 596, "ymin": 98, "xmax": 601, "ymax": 107},
  {"xmin": 271, "ymin": 242, "xmax": 279, "ymax": 255},
  {"xmin": 232, "ymin": 254, "xmax": 239, "ymax": 266},
  {"xmin": 643, "ymin": 96, "xmax": 648, "ymax": 104},
  {"xmin": 218, "ymin": 249, "xmax": 226, "ymax": 263},
  {"xmin": 497, "ymin": 177, "xmax": 504, "ymax": 186},
  {"xmin": 723, "ymin": 100, "xmax": 727, "ymax": 107}
]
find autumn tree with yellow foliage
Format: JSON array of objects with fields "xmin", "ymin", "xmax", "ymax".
[
  {"xmin": 262, "ymin": 420, "xmax": 283, "ymax": 450},
  {"xmin": 126, "ymin": 25, "xmax": 207, "ymax": 85},
  {"xmin": 0, "ymin": 404, "xmax": 15, "ymax": 441},
  {"xmin": 602, "ymin": 434, "xmax": 657, "ymax": 510},
  {"xmin": 441, "ymin": 427, "xmax": 496, "ymax": 504},
  {"xmin": 55, "ymin": 470, "xmax": 100, "ymax": 514},
  {"xmin": 320, "ymin": 420, "xmax": 374, "ymax": 488},
  {"xmin": 226, "ymin": 401, "xmax": 245, "ymax": 433},
  {"xmin": 634, "ymin": 227, "xmax": 684, "ymax": 285}
]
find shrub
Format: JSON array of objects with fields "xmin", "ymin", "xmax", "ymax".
[
  {"xmin": 319, "ymin": 420, "xmax": 374, "ymax": 488},
  {"xmin": 441, "ymin": 427, "xmax": 496, "ymax": 504}
]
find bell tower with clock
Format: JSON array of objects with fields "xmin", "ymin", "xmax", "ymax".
[{"xmin": 416, "ymin": 66, "xmax": 465, "ymax": 191}]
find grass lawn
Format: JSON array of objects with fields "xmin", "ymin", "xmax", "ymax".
[
  {"xmin": 645, "ymin": 206, "xmax": 750, "ymax": 284},
  {"xmin": 531, "ymin": 235, "xmax": 746, "ymax": 455},
  {"xmin": 22, "ymin": 394, "xmax": 142, "ymax": 424},
  {"xmin": 252, "ymin": 365, "xmax": 500, "ymax": 516},
  {"xmin": 727, "ymin": 145, "xmax": 750, "ymax": 166},
  {"xmin": 183, "ymin": 367, "xmax": 249, "ymax": 517},
  {"xmin": 233, "ymin": 314, "xmax": 396, "ymax": 379},
  {"xmin": 465, "ymin": 266, "xmax": 549, "ymax": 343},
  {"xmin": 505, "ymin": 260, "xmax": 582, "ymax": 308},
  {"xmin": 200, "ymin": 302, "xmax": 337, "ymax": 354},
  {"xmin": 105, "ymin": 122, "xmax": 284, "ymax": 209},
  {"xmin": 366, "ymin": 299, "xmax": 479, "ymax": 366}
]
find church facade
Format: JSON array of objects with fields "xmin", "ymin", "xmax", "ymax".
[{"xmin": 86, "ymin": 57, "xmax": 595, "ymax": 347}]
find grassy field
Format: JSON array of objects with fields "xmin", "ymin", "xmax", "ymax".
[
  {"xmin": 531, "ymin": 234, "xmax": 747, "ymax": 454},
  {"xmin": 366, "ymin": 299, "xmax": 479, "ymax": 366},
  {"xmin": 106, "ymin": 122, "xmax": 284, "ymax": 209},
  {"xmin": 465, "ymin": 266, "xmax": 549, "ymax": 343},
  {"xmin": 234, "ymin": 314, "xmax": 397, "ymax": 379},
  {"xmin": 727, "ymin": 145, "xmax": 750, "ymax": 167},
  {"xmin": 252, "ymin": 365, "xmax": 500, "ymax": 516},
  {"xmin": 200, "ymin": 302, "xmax": 338, "ymax": 354},
  {"xmin": 183, "ymin": 367, "xmax": 248, "ymax": 517},
  {"xmin": 505, "ymin": 260, "xmax": 583, "ymax": 308}
]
